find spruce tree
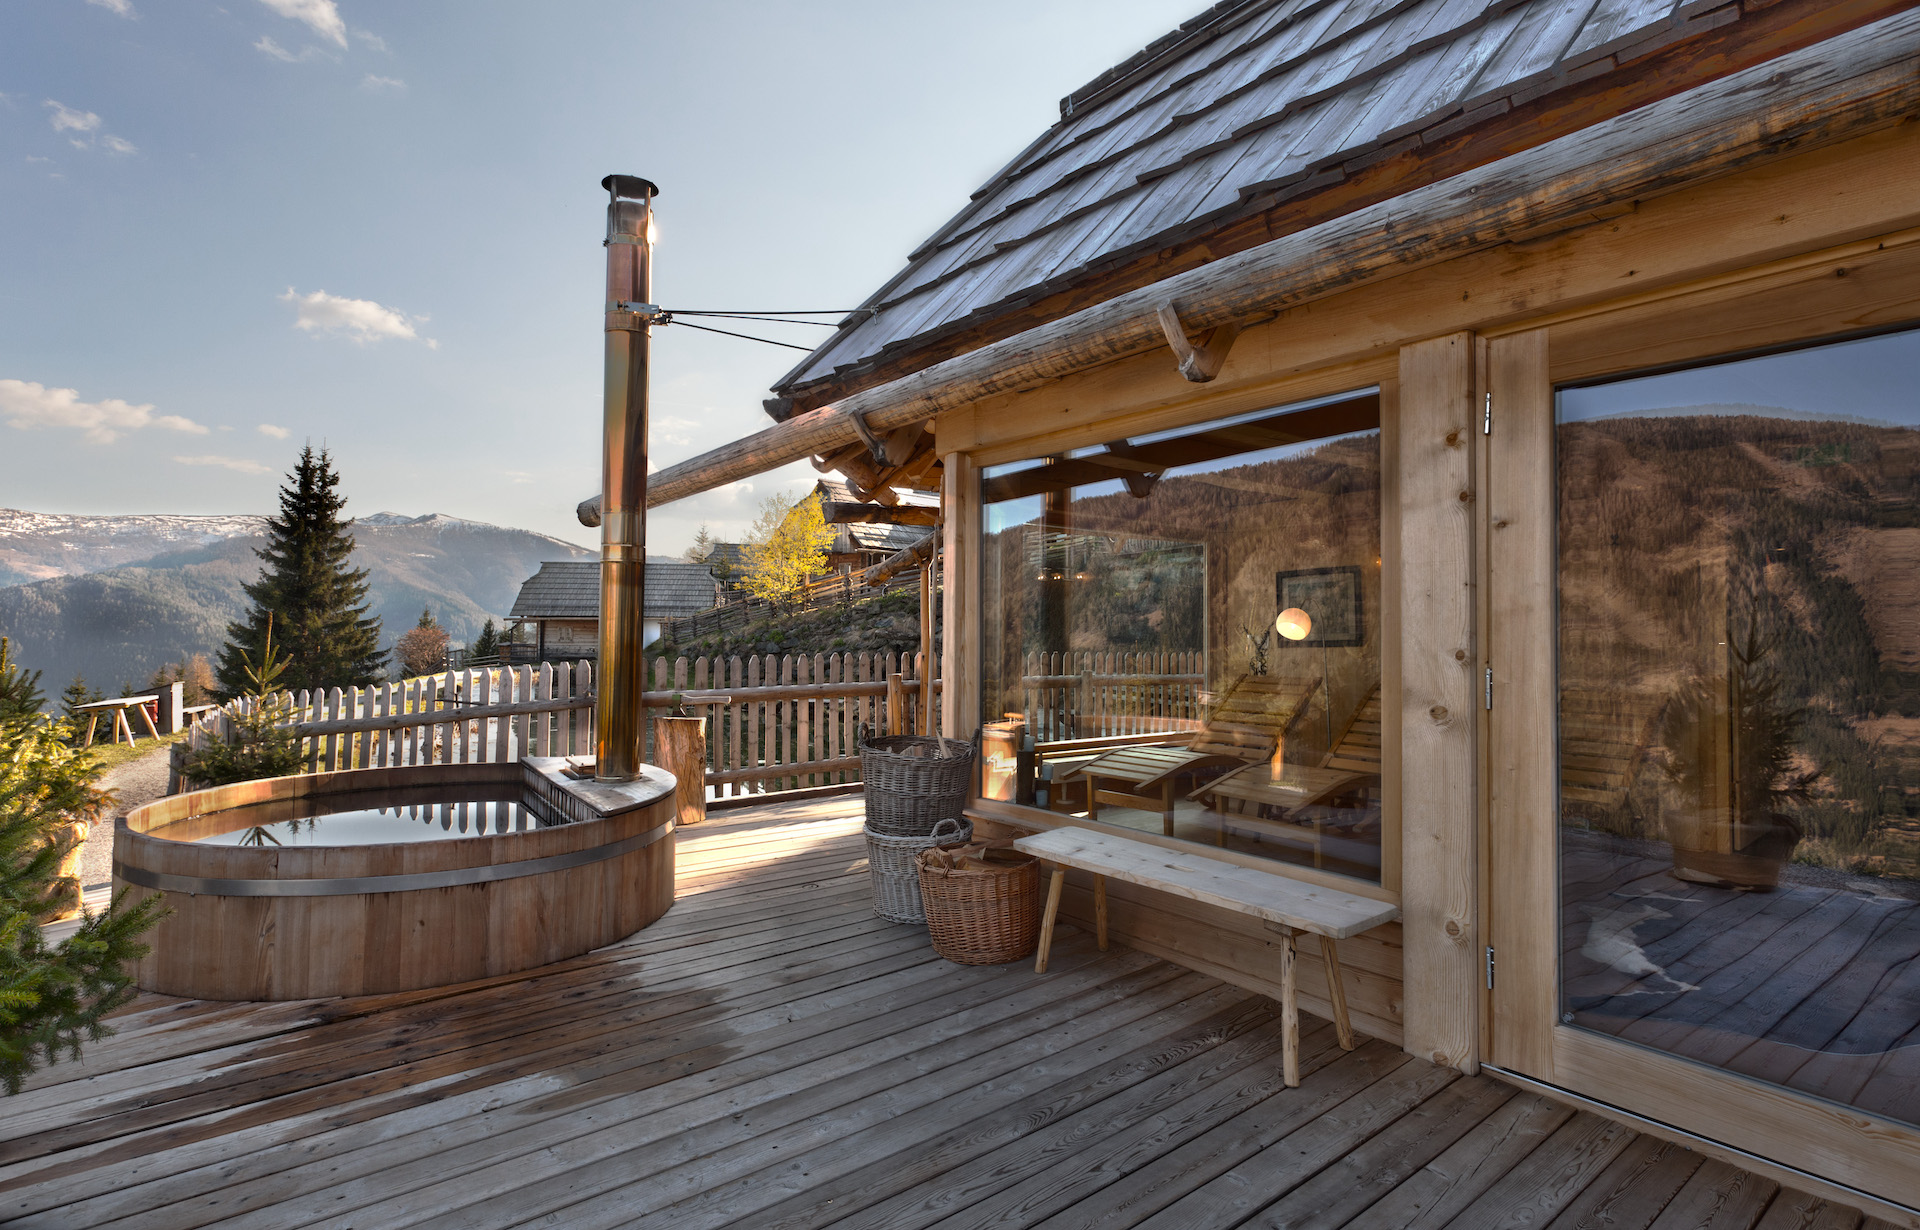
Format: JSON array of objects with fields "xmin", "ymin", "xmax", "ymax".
[
  {"xmin": 471, "ymin": 618, "xmax": 500, "ymax": 662},
  {"xmin": 215, "ymin": 446, "xmax": 385, "ymax": 697},
  {"xmin": 0, "ymin": 638, "xmax": 165, "ymax": 1094}
]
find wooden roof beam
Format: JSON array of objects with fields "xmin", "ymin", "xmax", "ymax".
[
  {"xmin": 863, "ymin": 528, "xmax": 939, "ymax": 587},
  {"xmin": 824, "ymin": 502, "xmax": 941, "ymax": 527},
  {"xmin": 605, "ymin": 17, "xmax": 1920, "ymax": 514}
]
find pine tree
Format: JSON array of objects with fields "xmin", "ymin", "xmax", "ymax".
[
  {"xmin": 0, "ymin": 637, "xmax": 166, "ymax": 1094},
  {"xmin": 58, "ymin": 675, "xmax": 104, "ymax": 745},
  {"xmin": 184, "ymin": 615, "xmax": 304, "ymax": 788},
  {"xmin": 215, "ymin": 446, "xmax": 385, "ymax": 697},
  {"xmin": 684, "ymin": 524, "xmax": 715, "ymax": 563},
  {"xmin": 470, "ymin": 618, "xmax": 500, "ymax": 662}
]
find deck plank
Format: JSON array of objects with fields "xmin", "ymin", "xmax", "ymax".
[{"xmin": 0, "ymin": 794, "xmax": 1885, "ymax": 1230}]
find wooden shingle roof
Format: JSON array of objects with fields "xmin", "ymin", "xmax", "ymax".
[
  {"xmin": 770, "ymin": 0, "xmax": 1883, "ymax": 412},
  {"xmin": 508, "ymin": 561, "xmax": 718, "ymax": 621}
]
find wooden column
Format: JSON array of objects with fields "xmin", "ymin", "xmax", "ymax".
[
  {"xmin": 940, "ymin": 452, "xmax": 980, "ymax": 744},
  {"xmin": 1397, "ymin": 332, "xmax": 1481, "ymax": 1075},
  {"xmin": 919, "ymin": 551, "xmax": 935, "ymax": 736},
  {"xmin": 1485, "ymin": 328, "xmax": 1556, "ymax": 1077},
  {"xmin": 650, "ymin": 715, "xmax": 706, "ymax": 829}
]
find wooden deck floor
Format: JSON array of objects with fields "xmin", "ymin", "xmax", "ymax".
[{"xmin": 0, "ymin": 795, "xmax": 1889, "ymax": 1229}]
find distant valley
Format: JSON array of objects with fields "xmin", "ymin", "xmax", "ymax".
[{"xmin": 0, "ymin": 509, "xmax": 593, "ymax": 692}]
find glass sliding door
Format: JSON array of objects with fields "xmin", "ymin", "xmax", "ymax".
[
  {"xmin": 1555, "ymin": 325, "xmax": 1920, "ymax": 1129},
  {"xmin": 978, "ymin": 389, "xmax": 1386, "ymax": 884}
]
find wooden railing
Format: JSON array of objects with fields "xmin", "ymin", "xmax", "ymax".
[
  {"xmin": 182, "ymin": 652, "xmax": 942, "ymax": 798},
  {"xmin": 1017, "ymin": 650, "xmax": 1205, "ymax": 742}
]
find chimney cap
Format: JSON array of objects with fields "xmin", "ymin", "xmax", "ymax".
[{"xmin": 601, "ymin": 174, "xmax": 660, "ymax": 201}]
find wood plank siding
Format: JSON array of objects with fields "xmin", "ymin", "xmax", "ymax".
[{"xmin": 0, "ymin": 795, "xmax": 1877, "ymax": 1229}]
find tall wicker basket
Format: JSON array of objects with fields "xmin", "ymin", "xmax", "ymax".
[
  {"xmin": 861, "ymin": 735, "xmax": 975, "ymax": 837},
  {"xmin": 865, "ymin": 818, "xmax": 971, "ymax": 924},
  {"xmin": 916, "ymin": 843, "xmax": 1042, "ymax": 965}
]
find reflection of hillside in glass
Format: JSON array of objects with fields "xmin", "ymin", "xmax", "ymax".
[
  {"xmin": 980, "ymin": 393, "xmax": 1385, "ymax": 884},
  {"xmin": 1556, "ymin": 324, "xmax": 1920, "ymax": 1129}
]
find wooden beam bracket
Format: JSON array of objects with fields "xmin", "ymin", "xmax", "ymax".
[
  {"xmin": 1155, "ymin": 302, "xmax": 1242, "ymax": 383},
  {"xmin": 847, "ymin": 408, "xmax": 890, "ymax": 466}
]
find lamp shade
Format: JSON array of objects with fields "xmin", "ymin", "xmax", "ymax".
[{"xmin": 1275, "ymin": 607, "xmax": 1313, "ymax": 641}]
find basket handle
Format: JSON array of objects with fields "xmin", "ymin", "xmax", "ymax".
[{"xmin": 930, "ymin": 817, "xmax": 966, "ymax": 841}]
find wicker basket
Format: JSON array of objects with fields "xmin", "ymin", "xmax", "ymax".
[
  {"xmin": 865, "ymin": 817, "xmax": 971, "ymax": 924},
  {"xmin": 916, "ymin": 842, "xmax": 1043, "ymax": 965},
  {"xmin": 861, "ymin": 735, "xmax": 975, "ymax": 837}
]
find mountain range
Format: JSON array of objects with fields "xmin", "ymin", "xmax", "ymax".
[{"xmin": 0, "ymin": 509, "xmax": 594, "ymax": 693}]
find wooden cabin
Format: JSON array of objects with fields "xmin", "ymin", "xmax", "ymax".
[
  {"xmin": 646, "ymin": 0, "xmax": 1920, "ymax": 1217},
  {"xmin": 506, "ymin": 559, "xmax": 717, "ymax": 657},
  {"xmin": 812, "ymin": 479, "xmax": 941, "ymax": 574}
]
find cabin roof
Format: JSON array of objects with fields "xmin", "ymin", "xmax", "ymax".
[
  {"xmin": 769, "ymin": 0, "xmax": 1827, "ymax": 412},
  {"xmin": 508, "ymin": 560, "xmax": 717, "ymax": 621},
  {"xmin": 813, "ymin": 480, "xmax": 939, "ymax": 554}
]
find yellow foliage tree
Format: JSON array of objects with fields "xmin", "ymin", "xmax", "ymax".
[{"xmin": 742, "ymin": 492, "xmax": 836, "ymax": 608}]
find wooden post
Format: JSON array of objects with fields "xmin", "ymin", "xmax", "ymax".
[
  {"xmin": 886, "ymin": 673, "xmax": 907, "ymax": 736},
  {"xmin": 940, "ymin": 452, "xmax": 979, "ymax": 742},
  {"xmin": 651, "ymin": 715, "xmax": 706, "ymax": 829},
  {"xmin": 919, "ymin": 553, "xmax": 934, "ymax": 736},
  {"xmin": 1398, "ymin": 332, "xmax": 1481, "ymax": 1076}
]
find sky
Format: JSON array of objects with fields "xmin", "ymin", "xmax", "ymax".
[{"xmin": 0, "ymin": 0, "xmax": 1188, "ymax": 554}]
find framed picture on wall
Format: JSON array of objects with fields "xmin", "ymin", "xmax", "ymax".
[{"xmin": 1275, "ymin": 565, "xmax": 1365, "ymax": 647}]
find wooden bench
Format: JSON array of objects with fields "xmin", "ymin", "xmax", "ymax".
[{"xmin": 1012, "ymin": 825, "xmax": 1399, "ymax": 1087}]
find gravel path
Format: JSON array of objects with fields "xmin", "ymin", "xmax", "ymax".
[{"xmin": 77, "ymin": 746, "xmax": 173, "ymax": 891}]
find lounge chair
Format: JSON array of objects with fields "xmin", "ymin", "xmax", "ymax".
[
  {"xmin": 1063, "ymin": 673, "xmax": 1322, "ymax": 835},
  {"xmin": 1193, "ymin": 684, "xmax": 1382, "ymax": 865}
]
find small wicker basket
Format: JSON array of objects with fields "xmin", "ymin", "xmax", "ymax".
[
  {"xmin": 916, "ymin": 842, "xmax": 1042, "ymax": 965},
  {"xmin": 861, "ymin": 735, "xmax": 975, "ymax": 837},
  {"xmin": 865, "ymin": 817, "xmax": 971, "ymax": 924}
]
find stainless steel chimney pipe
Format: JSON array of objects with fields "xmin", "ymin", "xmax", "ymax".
[{"xmin": 596, "ymin": 173, "xmax": 658, "ymax": 782}]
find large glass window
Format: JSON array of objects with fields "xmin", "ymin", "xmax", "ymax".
[
  {"xmin": 980, "ymin": 391, "xmax": 1384, "ymax": 883},
  {"xmin": 1557, "ymin": 325, "xmax": 1920, "ymax": 1128}
]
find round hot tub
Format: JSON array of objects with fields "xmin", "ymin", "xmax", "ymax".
[{"xmin": 115, "ymin": 762, "xmax": 676, "ymax": 1001}]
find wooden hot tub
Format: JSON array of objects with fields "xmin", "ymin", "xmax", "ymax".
[{"xmin": 115, "ymin": 761, "xmax": 676, "ymax": 1001}]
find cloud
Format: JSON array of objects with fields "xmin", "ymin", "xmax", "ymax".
[
  {"xmin": 254, "ymin": 34, "xmax": 322, "ymax": 62},
  {"xmin": 360, "ymin": 74, "xmax": 404, "ymax": 92},
  {"xmin": 87, "ymin": 0, "xmax": 136, "ymax": 15},
  {"xmin": 0, "ymin": 378, "xmax": 207, "ymax": 444},
  {"xmin": 45, "ymin": 100, "xmax": 100, "ymax": 136},
  {"xmin": 351, "ymin": 27, "xmax": 387, "ymax": 52},
  {"xmin": 258, "ymin": 0, "xmax": 346, "ymax": 48},
  {"xmin": 281, "ymin": 287, "xmax": 434, "ymax": 346},
  {"xmin": 258, "ymin": 424, "xmax": 290, "ymax": 438},
  {"xmin": 174, "ymin": 454, "xmax": 272, "ymax": 475},
  {"xmin": 44, "ymin": 101, "xmax": 133, "ymax": 154}
]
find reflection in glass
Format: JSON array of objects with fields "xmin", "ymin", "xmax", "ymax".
[
  {"xmin": 1557, "ymin": 325, "xmax": 1920, "ymax": 1128},
  {"xmin": 980, "ymin": 391, "xmax": 1384, "ymax": 883}
]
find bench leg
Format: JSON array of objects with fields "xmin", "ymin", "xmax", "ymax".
[
  {"xmin": 1085, "ymin": 778, "xmax": 1101, "ymax": 822},
  {"xmin": 1280, "ymin": 929, "xmax": 1299, "ymax": 1087},
  {"xmin": 1093, "ymin": 874, "xmax": 1108, "ymax": 951},
  {"xmin": 1320, "ymin": 934, "xmax": 1356, "ymax": 1051},
  {"xmin": 1035, "ymin": 867, "xmax": 1066, "ymax": 973},
  {"xmin": 83, "ymin": 713, "xmax": 98, "ymax": 748},
  {"xmin": 1161, "ymin": 782, "xmax": 1175, "ymax": 836}
]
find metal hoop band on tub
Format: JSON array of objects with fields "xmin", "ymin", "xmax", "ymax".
[{"xmin": 114, "ymin": 819, "xmax": 674, "ymax": 898}]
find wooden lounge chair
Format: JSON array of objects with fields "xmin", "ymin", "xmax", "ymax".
[
  {"xmin": 1193, "ymin": 685, "xmax": 1382, "ymax": 865},
  {"xmin": 1559, "ymin": 688, "xmax": 1661, "ymax": 819},
  {"xmin": 1064, "ymin": 673, "xmax": 1322, "ymax": 835}
]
